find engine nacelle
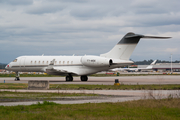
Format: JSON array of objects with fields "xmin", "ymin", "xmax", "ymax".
[{"xmin": 81, "ymin": 56, "xmax": 112, "ymax": 67}]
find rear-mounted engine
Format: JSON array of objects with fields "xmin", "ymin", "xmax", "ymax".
[{"xmin": 81, "ymin": 56, "xmax": 112, "ymax": 67}]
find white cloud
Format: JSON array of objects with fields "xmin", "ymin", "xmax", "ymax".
[
  {"xmin": 0, "ymin": 0, "xmax": 180, "ymax": 63},
  {"xmin": 0, "ymin": 0, "xmax": 33, "ymax": 5},
  {"xmin": 164, "ymin": 48, "xmax": 178, "ymax": 53}
]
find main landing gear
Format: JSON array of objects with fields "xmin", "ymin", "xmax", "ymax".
[
  {"xmin": 66, "ymin": 74, "xmax": 73, "ymax": 81},
  {"xmin": 65, "ymin": 75, "xmax": 88, "ymax": 82},
  {"xmin": 15, "ymin": 72, "xmax": 20, "ymax": 81},
  {"xmin": 81, "ymin": 75, "xmax": 88, "ymax": 81}
]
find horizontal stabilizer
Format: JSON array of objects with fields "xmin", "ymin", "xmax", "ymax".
[
  {"xmin": 125, "ymin": 34, "xmax": 171, "ymax": 39},
  {"xmin": 142, "ymin": 36, "xmax": 171, "ymax": 39}
]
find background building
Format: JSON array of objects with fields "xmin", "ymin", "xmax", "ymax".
[{"xmin": 138, "ymin": 63, "xmax": 180, "ymax": 72}]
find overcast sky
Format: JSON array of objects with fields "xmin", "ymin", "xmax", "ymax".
[{"xmin": 0, "ymin": 0, "xmax": 180, "ymax": 63}]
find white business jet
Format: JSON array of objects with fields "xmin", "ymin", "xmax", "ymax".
[{"xmin": 5, "ymin": 32, "xmax": 170, "ymax": 81}]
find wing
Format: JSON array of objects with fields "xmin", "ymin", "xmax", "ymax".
[
  {"xmin": 46, "ymin": 66, "xmax": 79, "ymax": 76},
  {"xmin": 46, "ymin": 59, "xmax": 79, "ymax": 75}
]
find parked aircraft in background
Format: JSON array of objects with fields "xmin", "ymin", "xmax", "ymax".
[
  {"xmin": 5, "ymin": 32, "xmax": 170, "ymax": 81},
  {"xmin": 111, "ymin": 60, "xmax": 157, "ymax": 72}
]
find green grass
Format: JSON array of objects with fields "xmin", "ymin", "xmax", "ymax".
[
  {"xmin": 0, "ymin": 83, "xmax": 28, "ymax": 89},
  {"xmin": 0, "ymin": 91, "xmax": 97, "ymax": 97},
  {"xmin": 0, "ymin": 99, "xmax": 179, "ymax": 120},
  {"xmin": 0, "ymin": 91, "xmax": 98, "ymax": 102},
  {"xmin": 52, "ymin": 84, "xmax": 180, "ymax": 90},
  {"xmin": 1, "ymin": 83, "xmax": 180, "ymax": 90},
  {"xmin": 91, "ymin": 73, "xmax": 180, "ymax": 77},
  {"xmin": 0, "ymin": 74, "xmax": 57, "ymax": 77}
]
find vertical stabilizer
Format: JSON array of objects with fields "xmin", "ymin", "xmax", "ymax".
[
  {"xmin": 146, "ymin": 60, "xmax": 157, "ymax": 69},
  {"xmin": 100, "ymin": 32, "xmax": 142, "ymax": 60},
  {"xmin": 150, "ymin": 60, "xmax": 157, "ymax": 65},
  {"xmin": 100, "ymin": 32, "xmax": 171, "ymax": 60}
]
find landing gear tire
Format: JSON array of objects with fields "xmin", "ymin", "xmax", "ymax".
[
  {"xmin": 15, "ymin": 72, "xmax": 20, "ymax": 81},
  {"xmin": 66, "ymin": 76, "xmax": 73, "ymax": 81},
  {"xmin": 15, "ymin": 77, "xmax": 20, "ymax": 81},
  {"xmin": 81, "ymin": 75, "xmax": 88, "ymax": 81}
]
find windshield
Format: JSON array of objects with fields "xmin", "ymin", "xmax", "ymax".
[{"xmin": 13, "ymin": 59, "xmax": 17, "ymax": 62}]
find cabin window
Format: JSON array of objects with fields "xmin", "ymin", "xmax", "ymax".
[
  {"xmin": 42, "ymin": 61, "xmax": 44, "ymax": 64},
  {"xmin": 63, "ymin": 61, "xmax": 65, "ymax": 64},
  {"xmin": 91, "ymin": 60, "xmax": 96, "ymax": 62},
  {"xmin": 67, "ymin": 61, "xmax": 69, "ymax": 64},
  {"xmin": 31, "ymin": 61, "xmax": 33, "ymax": 64},
  {"xmin": 35, "ymin": 61, "xmax": 36, "ymax": 64},
  {"xmin": 59, "ymin": 61, "xmax": 61, "ymax": 64},
  {"xmin": 39, "ymin": 61, "xmax": 40, "ymax": 64},
  {"xmin": 71, "ymin": 61, "xmax": 73, "ymax": 64},
  {"xmin": 13, "ymin": 59, "xmax": 17, "ymax": 62},
  {"xmin": 55, "ymin": 61, "xmax": 57, "ymax": 64},
  {"xmin": 47, "ymin": 61, "xmax": 48, "ymax": 64}
]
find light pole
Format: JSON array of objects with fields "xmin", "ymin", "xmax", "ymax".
[{"xmin": 171, "ymin": 54, "xmax": 172, "ymax": 74}]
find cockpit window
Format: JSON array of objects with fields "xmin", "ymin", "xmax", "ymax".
[{"xmin": 13, "ymin": 59, "xmax": 17, "ymax": 62}]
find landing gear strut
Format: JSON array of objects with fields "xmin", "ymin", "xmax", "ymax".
[
  {"xmin": 66, "ymin": 74, "xmax": 73, "ymax": 81},
  {"xmin": 81, "ymin": 75, "xmax": 88, "ymax": 81},
  {"xmin": 15, "ymin": 72, "xmax": 20, "ymax": 81}
]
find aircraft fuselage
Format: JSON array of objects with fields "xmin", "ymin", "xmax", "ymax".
[{"xmin": 6, "ymin": 55, "xmax": 133, "ymax": 76}]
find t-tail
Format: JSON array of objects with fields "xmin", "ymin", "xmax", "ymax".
[{"xmin": 100, "ymin": 32, "xmax": 171, "ymax": 60}]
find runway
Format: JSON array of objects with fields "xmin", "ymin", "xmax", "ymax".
[{"xmin": 0, "ymin": 75, "xmax": 180, "ymax": 85}]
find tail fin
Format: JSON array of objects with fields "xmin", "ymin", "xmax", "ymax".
[
  {"xmin": 100, "ymin": 32, "xmax": 171, "ymax": 60},
  {"xmin": 150, "ymin": 60, "xmax": 157, "ymax": 65},
  {"xmin": 146, "ymin": 60, "xmax": 157, "ymax": 69}
]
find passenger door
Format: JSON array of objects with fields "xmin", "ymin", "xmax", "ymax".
[{"xmin": 19, "ymin": 57, "xmax": 26, "ymax": 71}]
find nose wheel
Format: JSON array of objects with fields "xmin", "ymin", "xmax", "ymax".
[
  {"xmin": 15, "ymin": 72, "xmax": 20, "ymax": 81},
  {"xmin": 15, "ymin": 77, "xmax": 20, "ymax": 81}
]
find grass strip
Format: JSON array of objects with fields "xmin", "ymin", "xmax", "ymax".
[
  {"xmin": 0, "ymin": 83, "xmax": 180, "ymax": 90},
  {"xmin": 0, "ymin": 91, "xmax": 98, "ymax": 102},
  {"xmin": 0, "ymin": 74, "xmax": 57, "ymax": 77},
  {"xmin": 51, "ymin": 84, "xmax": 180, "ymax": 90},
  {"xmin": 0, "ymin": 91, "xmax": 97, "ymax": 97},
  {"xmin": 0, "ymin": 99, "xmax": 179, "ymax": 120}
]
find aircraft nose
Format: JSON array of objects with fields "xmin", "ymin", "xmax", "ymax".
[{"xmin": 5, "ymin": 64, "xmax": 9, "ymax": 70}]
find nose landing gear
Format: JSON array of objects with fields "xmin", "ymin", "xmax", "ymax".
[{"xmin": 15, "ymin": 72, "xmax": 20, "ymax": 81}]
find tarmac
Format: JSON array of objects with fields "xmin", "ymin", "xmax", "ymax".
[{"xmin": 0, "ymin": 75, "xmax": 180, "ymax": 85}]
